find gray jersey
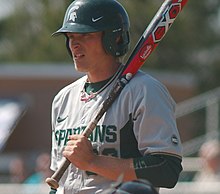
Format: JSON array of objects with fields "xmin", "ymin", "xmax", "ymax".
[{"xmin": 50, "ymin": 71, "xmax": 182, "ymax": 194}]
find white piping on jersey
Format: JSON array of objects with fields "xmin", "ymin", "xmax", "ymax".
[{"xmin": 80, "ymin": 64, "xmax": 124, "ymax": 102}]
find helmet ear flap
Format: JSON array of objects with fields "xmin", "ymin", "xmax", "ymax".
[
  {"xmin": 102, "ymin": 30, "xmax": 130, "ymax": 57},
  {"xmin": 65, "ymin": 35, "xmax": 72, "ymax": 58}
]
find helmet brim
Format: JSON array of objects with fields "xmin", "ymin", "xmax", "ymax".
[{"xmin": 52, "ymin": 23, "xmax": 101, "ymax": 36}]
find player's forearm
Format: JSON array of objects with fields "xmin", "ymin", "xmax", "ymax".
[
  {"xmin": 87, "ymin": 154, "xmax": 182, "ymax": 188},
  {"xmin": 87, "ymin": 155, "xmax": 137, "ymax": 181}
]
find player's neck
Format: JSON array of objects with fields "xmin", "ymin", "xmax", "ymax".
[{"xmin": 87, "ymin": 62, "xmax": 121, "ymax": 83}]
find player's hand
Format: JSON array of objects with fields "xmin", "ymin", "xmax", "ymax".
[{"xmin": 63, "ymin": 134, "xmax": 96, "ymax": 171}]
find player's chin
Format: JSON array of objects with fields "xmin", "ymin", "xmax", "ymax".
[{"xmin": 74, "ymin": 63, "xmax": 88, "ymax": 73}]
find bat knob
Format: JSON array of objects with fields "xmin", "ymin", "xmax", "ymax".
[
  {"xmin": 125, "ymin": 73, "xmax": 133, "ymax": 80},
  {"xmin": 45, "ymin": 177, "xmax": 59, "ymax": 189}
]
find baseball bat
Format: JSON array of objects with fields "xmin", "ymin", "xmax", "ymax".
[{"xmin": 46, "ymin": 0, "xmax": 188, "ymax": 190}]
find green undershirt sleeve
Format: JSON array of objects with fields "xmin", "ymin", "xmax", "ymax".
[{"xmin": 133, "ymin": 154, "xmax": 182, "ymax": 188}]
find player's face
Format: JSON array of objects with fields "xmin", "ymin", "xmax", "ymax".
[{"xmin": 67, "ymin": 32, "xmax": 112, "ymax": 75}]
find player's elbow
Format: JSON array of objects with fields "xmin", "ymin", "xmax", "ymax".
[
  {"xmin": 150, "ymin": 160, "xmax": 182, "ymax": 188},
  {"xmin": 164, "ymin": 156, "xmax": 183, "ymax": 188},
  {"xmin": 158, "ymin": 162, "xmax": 181, "ymax": 188}
]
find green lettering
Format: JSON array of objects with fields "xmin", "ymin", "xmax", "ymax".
[
  {"xmin": 106, "ymin": 125, "xmax": 117, "ymax": 143},
  {"xmin": 73, "ymin": 127, "xmax": 81, "ymax": 135},
  {"xmin": 58, "ymin": 130, "xmax": 66, "ymax": 146},
  {"xmin": 97, "ymin": 125, "xmax": 106, "ymax": 142},
  {"xmin": 55, "ymin": 130, "xmax": 59, "ymax": 141},
  {"xmin": 102, "ymin": 148, "xmax": 118, "ymax": 157},
  {"xmin": 64, "ymin": 128, "xmax": 73, "ymax": 145},
  {"xmin": 89, "ymin": 129, "xmax": 94, "ymax": 141},
  {"xmin": 81, "ymin": 126, "xmax": 86, "ymax": 133}
]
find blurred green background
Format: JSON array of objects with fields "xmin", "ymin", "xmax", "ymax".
[{"xmin": 0, "ymin": 0, "xmax": 220, "ymax": 90}]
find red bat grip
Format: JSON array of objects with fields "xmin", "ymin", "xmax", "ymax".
[{"xmin": 122, "ymin": 0, "xmax": 188, "ymax": 76}]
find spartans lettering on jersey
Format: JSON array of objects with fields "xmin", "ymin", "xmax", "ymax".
[{"xmin": 55, "ymin": 125, "xmax": 117, "ymax": 146}]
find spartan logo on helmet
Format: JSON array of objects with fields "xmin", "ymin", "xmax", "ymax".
[{"xmin": 67, "ymin": 5, "xmax": 80, "ymax": 22}]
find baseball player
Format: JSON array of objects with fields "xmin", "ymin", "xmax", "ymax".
[{"xmin": 50, "ymin": 0, "xmax": 183, "ymax": 193}]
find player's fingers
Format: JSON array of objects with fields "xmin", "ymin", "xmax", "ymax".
[
  {"xmin": 63, "ymin": 143, "xmax": 79, "ymax": 154},
  {"xmin": 65, "ymin": 135, "xmax": 79, "ymax": 146},
  {"xmin": 67, "ymin": 134, "xmax": 85, "ymax": 142},
  {"xmin": 65, "ymin": 141, "xmax": 74, "ymax": 147},
  {"xmin": 63, "ymin": 149, "xmax": 73, "ymax": 158},
  {"xmin": 65, "ymin": 139, "xmax": 83, "ymax": 151},
  {"xmin": 63, "ymin": 143, "xmax": 81, "ymax": 158}
]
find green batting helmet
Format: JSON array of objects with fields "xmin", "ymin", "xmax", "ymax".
[
  {"xmin": 101, "ymin": 179, "xmax": 159, "ymax": 194},
  {"xmin": 115, "ymin": 180, "xmax": 159, "ymax": 194},
  {"xmin": 53, "ymin": 0, "xmax": 130, "ymax": 57}
]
